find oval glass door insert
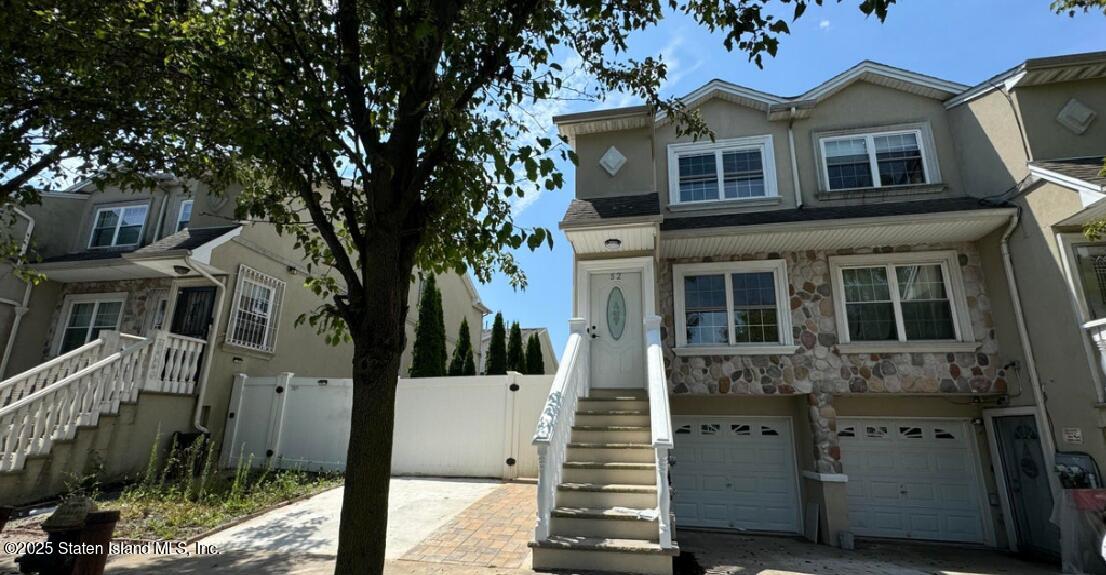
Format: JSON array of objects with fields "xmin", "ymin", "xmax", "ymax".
[{"xmin": 607, "ymin": 286, "xmax": 626, "ymax": 340}]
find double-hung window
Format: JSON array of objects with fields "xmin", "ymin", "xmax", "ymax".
[
  {"xmin": 668, "ymin": 135, "xmax": 777, "ymax": 206},
  {"xmin": 89, "ymin": 204, "xmax": 149, "ymax": 248},
  {"xmin": 55, "ymin": 294, "xmax": 126, "ymax": 354},
  {"xmin": 176, "ymin": 200, "xmax": 193, "ymax": 232},
  {"xmin": 829, "ymin": 252, "xmax": 975, "ymax": 349},
  {"xmin": 820, "ymin": 129, "xmax": 931, "ymax": 191},
  {"xmin": 225, "ymin": 265, "xmax": 285, "ymax": 353},
  {"xmin": 672, "ymin": 260, "xmax": 794, "ymax": 353}
]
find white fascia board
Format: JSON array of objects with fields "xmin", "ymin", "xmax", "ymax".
[
  {"xmin": 1028, "ymin": 165, "xmax": 1105, "ymax": 197},
  {"xmin": 189, "ymin": 225, "xmax": 243, "ymax": 265}
]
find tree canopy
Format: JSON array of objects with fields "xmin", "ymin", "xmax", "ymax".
[
  {"xmin": 525, "ymin": 333, "xmax": 545, "ymax": 375},
  {"xmin": 506, "ymin": 321, "xmax": 525, "ymax": 373},
  {"xmin": 448, "ymin": 317, "xmax": 476, "ymax": 376},
  {"xmin": 409, "ymin": 275, "xmax": 446, "ymax": 377},
  {"xmin": 485, "ymin": 312, "xmax": 508, "ymax": 375}
]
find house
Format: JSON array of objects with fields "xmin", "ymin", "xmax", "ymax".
[
  {"xmin": 480, "ymin": 327, "xmax": 560, "ymax": 374},
  {"xmin": 529, "ymin": 51, "xmax": 1106, "ymax": 574},
  {"xmin": 0, "ymin": 180, "xmax": 488, "ymax": 505}
]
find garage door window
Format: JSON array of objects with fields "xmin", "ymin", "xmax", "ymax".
[{"xmin": 673, "ymin": 259, "xmax": 793, "ymax": 353}]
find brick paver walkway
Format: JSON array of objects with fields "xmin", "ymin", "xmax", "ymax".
[{"xmin": 400, "ymin": 482, "xmax": 535, "ymax": 569}]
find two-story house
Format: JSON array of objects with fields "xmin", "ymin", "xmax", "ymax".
[
  {"xmin": 0, "ymin": 180, "xmax": 489, "ymax": 504},
  {"xmin": 529, "ymin": 51, "xmax": 1106, "ymax": 575}
]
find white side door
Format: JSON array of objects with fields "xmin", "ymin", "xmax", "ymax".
[
  {"xmin": 588, "ymin": 270, "xmax": 643, "ymax": 389},
  {"xmin": 670, "ymin": 416, "xmax": 802, "ymax": 533},
  {"xmin": 839, "ymin": 418, "xmax": 986, "ymax": 543}
]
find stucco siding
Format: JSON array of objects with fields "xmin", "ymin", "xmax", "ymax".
[
  {"xmin": 574, "ymin": 127, "xmax": 655, "ymax": 200},
  {"xmin": 1016, "ymin": 78, "xmax": 1106, "ymax": 161},
  {"xmin": 948, "ymin": 89, "xmax": 1030, "ymax": 196}
]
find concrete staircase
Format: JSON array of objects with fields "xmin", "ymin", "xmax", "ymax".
[{"xmin": 530, "ymin": 388, "xmax": 678, "ymax": 575}]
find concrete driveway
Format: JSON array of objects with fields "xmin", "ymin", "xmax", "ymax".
[{"xmin": 200, "ymin": 477, "xmax": 500, "ymax": 558}]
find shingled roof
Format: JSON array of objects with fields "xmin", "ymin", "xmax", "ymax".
[
  {"xmin": 39, "ymin": 225, "xmax": 241, "ymax": 264},
  {"xmin": 1030, "ymin": 156, "xmax": 1106, "ymax": 191},
  {"xmin": 560, "ymin": 193, "xmax": 661, "ymax": 228}
]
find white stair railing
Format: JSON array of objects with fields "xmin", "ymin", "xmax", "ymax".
[
  {"xmin": 644, "ymin": 315, "xmax": 674, "ymax": 548},
  {"xmin": 0, "ymin": 329, "xmax": 206, "ymax": 472},
  {"xmin": 0, "ymin": 340, "xmax": 104, "ymax": 408},
  {"xmin": 532, "ymin": 318, "xmax": 589, "ymax": 542}
]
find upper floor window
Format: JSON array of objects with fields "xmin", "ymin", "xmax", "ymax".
[
  {"xmin": 225, "ymin": 265, "xmax": 285, "ymax": 353},
  {"xmin": 672, "ymin": 260, "xmax": 794, "ymax": 353},
  {"xmin": 829, "ymin": 251, "xmax": 974, "ymax": 347},
  {"xmin": 90, "ymin": 204, "xmax": 149, "ymax": 248},
  {"xmin": 1071, "ymin": 243, "xmax": 1106, "ymax": 320},
  {"xmin": 667, "ymin": 135, "xmax": 777, "ymax": 206},
  {"xmin": 176, "ymin": 200, "xmax": 193, "ymax": 232},
  {"xmin": 820, "ymin": 129, "xmax": 931, "ymax": 191}
]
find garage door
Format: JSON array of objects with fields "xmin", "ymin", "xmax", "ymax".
[
  {"xmin": 839, "ymin": 418, "xmax": 986, "ymax": 543},
  {"xmin": 671, "ymin": 416, "xmax": 801, "ymax": 533}
]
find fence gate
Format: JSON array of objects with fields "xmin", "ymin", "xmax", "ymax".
[{"xmin": 222, "ymin": 372, "xmax": 554, "ymax": 479}]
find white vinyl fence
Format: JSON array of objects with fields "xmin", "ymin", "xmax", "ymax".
[{"xmin": 221, "ymin": 372, "xmax": 553, "ymax": 479}]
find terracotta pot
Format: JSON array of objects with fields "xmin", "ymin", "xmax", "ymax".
[{"xmin": 73, "ymin": 510, "xmax": 120, "ymax": 575}]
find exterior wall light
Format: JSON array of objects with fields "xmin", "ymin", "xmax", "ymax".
[{"xmin": 604, "ymin": 238, "xmax": 622, "ymax": 251}]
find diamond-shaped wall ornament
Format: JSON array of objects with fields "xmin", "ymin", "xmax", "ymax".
[
  {"xmin": 1057, "ymin": 98, "xmax": 1096, "ymax": 135},
  {"xmin": 599, "ymin": 146, "xmax": 627, "ymax": 176}
]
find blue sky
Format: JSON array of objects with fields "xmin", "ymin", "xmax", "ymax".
[{"xmin": 475, "ymin": 1, "xmax": 1106, "ymax": 357}]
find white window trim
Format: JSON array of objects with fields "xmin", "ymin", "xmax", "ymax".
[
  {"xmin": 818, "ymin": 128, "xmax": 934, "ymax": 192},
  {"xmin": 52, "ymin": 292, "xmax": 127, "ymax": 355},
  {"xmin": 176, "ymin": 199, "xmax": 194, "ymax": 232},
  {"xmin": 829, "ymin": 251, "xmax": 977, "ymax": 353},
  {"xmin": 667, "ymin": 135, "xmax": 778, "ymax": 207},
  {"xmin": 88, "ymin": 203, "xmax": 150, "ymax": 249},
  {"xmin": 225, "ymin": 265, "xmax": 286, "ymax": 354},
  {"xmin": 672, "ymin": 259, "xmax": 796, "ymax": 355}
]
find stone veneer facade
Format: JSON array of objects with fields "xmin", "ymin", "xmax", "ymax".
[
  {"xmin": 40, "ymin": 278, "xmax": 174, "ymax": 361},
  {"xmin": 658, "ymin": 242, "xmax": 1003, "ymax": 473}
]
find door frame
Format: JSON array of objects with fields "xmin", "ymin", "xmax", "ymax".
[
  {"xmin": 671, "ymin": 414, "xmax": 804, "ymax": 534},
  {"xmin": 574, "ymin": 256, "xmax": 656, "ymax": 321},
  {"xmin": 839, "ymin": 415, "xmax": 997, "ymax": 547},
  {"xmin": 982, "ymin": 405, "xmax": 1050, "ymax": 552}
]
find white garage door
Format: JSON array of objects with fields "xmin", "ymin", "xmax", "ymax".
[
  {"xmin": 671, "ymin": 416, "xmax": 801, "ymax": 533},
  {"xmin": 839, "ymin": 418, "xmax": 986, "ymax": 543}
]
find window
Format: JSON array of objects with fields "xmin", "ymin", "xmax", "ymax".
[
  {"xmin": 830, "ymin": 251, "xmax": 974, "ymax": 347},
  {"xmin": 667, "ymin": 135, "xmax": 776, "ymax": 205},
  {"xmin": 225, "ymin": 265, "xmax": 285, "ymax": 353},
  {"xmin": 55, "ymin": 294, "xmax": 125, "ymax": 354},
  {"xmin": 820, "ymin": 129, "xmax": 931, "ymax": 191},
  {"xmin": 176, "ymin": 200, "xmax": 193, "ymax": 232},
  {"xmin": 90, "ymin": 204, "xmax": 149, "ymax": 248},
  {"xmin": 1073, "ymin": 244, "xmax": 1106, "ymax": 320},
  {"xmin": 672, "ymin": 260, "xmax": 793, "ymax": 352}
]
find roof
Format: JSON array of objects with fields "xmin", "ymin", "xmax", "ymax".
[
  {"xmin": 561, "ymin": 193, "xmax": 661, "ymax": 228},
  {"xmin": 1029, "ymin": 156, "xmax": 1106, "ymax": 193},
  {"xmin": 38, "ymin": 225, "xmax": 241, "ymax": 265},
  {"xmin": 481, "ymin": 326, "xmax": 550, "ymax": 342},
  {"xmin": 660, "ymin": 198, "xmax": 1002, "ymax": 232},
  {"xmin": 946, "ymin": 51, "xmax": 1106, "ymax": 108},
  {"xmin": 555, "ymin": 60, "xmax": 968, "ymax": 136}
]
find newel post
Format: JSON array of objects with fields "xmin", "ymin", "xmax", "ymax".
[
  {"xmin": 568, "ymin": 318, "xmax": 588, "ymax": 396},
  {"xmin": 97, "ymin": 330, "xmax": 122, "ymax": 358}
]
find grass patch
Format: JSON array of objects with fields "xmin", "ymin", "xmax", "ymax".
[{"xmin": 90, "ymin": 433, "xmax": 343, "ymax": 541}]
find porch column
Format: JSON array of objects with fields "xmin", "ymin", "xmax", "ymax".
[{"xmin": 804, "ymin": 392, "xmax": 850, "ymax": 547}]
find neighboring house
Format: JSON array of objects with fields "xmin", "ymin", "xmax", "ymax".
[
  {"xmin": 0, "ymin": 180, "xmax": 488, "ymax": 504},
  {"xmin": 479, "ymin": 327, "xmax": 559, "ymax": 374},
  {"xmin": 403, "ymin": 274, "xmax": 491, "ymax": 376},
  {"xmin": 530, "ymin": 52, "xmax": 1106, "ymax": 574}
]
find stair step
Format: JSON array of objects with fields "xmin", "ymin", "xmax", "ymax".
[
  {"xmin": 581, "ymin": 396, "xmax": 646, "ymax": 402},
  {"xmin": 589, "ymin": 388, "xmax": 648, "ymax": 399},
  {"xmin": 552, "ymin": 507, "xmax": 658, "ymax": 521},
  {"xmin": 568, "ymin": 442, "xmax": 652, "ymax": 449},
  {"xmin": 531, "ymin": 536, "xmax": 677, "ymax": 555},
  {"xmin": 576, "ymin": 410, "xmax": 648, "ymax": 415},
  {"xmin": 558, "ymin": 482, "xmax": 657, "ymax": 493},
  {"xmin": 573, "ymin": 425, "xmax": 650, "ymax": 431},
  {"xmin": 564, "ymin": 461, "xmax": 655, "ymax": 469}
]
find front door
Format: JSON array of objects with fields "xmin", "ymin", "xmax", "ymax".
[
  {"xmin": 170, "ymin": 286, "xmax": 217, "ymax": 339},
  {"xmin": 588, "ymin": 270, "xmax": 643, "ymax": 388},
  {"xmin": 993, "ymin": 414, "xmax": 1060, "ymax": 558}
]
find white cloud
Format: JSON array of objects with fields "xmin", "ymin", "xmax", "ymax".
[{"xmin": 819, "ymin": 19, "xmax": 831, "ymax": 30}]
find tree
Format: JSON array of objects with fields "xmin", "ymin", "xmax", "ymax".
[
  {"xmin": 485, "ymin": 313, "xmax": 508, "ymax": 375},
  {"xmin": 507, "ymin": 322, "xmax": 525, "ymax": 373},
  {"xmin": 447, "ymin": 317, "xmax": 475, "ymax": 376},
  {"xmin": 526, "ymin": 333, "xmax": 545, "ymax": 375},
  {"xmin": 1052, "ymin": 0, "xmax": 1106, "ymax": 16},
  {"xmin": 409, "ymin": 275, "xmax": 446, "ymax": 377},
  {"xmin": 7, "ymin": 1, "xmax": 900, "ymax": 572}
]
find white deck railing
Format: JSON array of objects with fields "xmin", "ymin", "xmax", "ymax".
[
  {"xmin": 532, "ymin": 318, "xmax": 589, "ymax": 541},
  {"xmin": 0, "ymin": 340, "xmax": 104, "ymax": 408},
  {"xmin": 644, "ymin": 315, "xmax": 674, "ymax": 548},
  {"xmin": 0, "ymin": 329, "xmax": 204, "ymax": 472}
]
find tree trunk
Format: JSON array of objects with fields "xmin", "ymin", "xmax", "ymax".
[{"xmin": 334, "ymin": 231, "xmax": 416, "ymax": 575}]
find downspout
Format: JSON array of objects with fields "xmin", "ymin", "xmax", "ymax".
[
  {"xmin": 1000, "ymin": 210, "xmax": 1061, "ymax": 496},
  {"xmin": 787, "ymin": 109, "xmax": 803, "ymax": 208},
  {"xmin": 183, "ymin": 255, "xmax": 227, "ymax": 435},
  {"xmin": 0, "ymin": 207, "xmax": 35, "ymax": 378}
]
